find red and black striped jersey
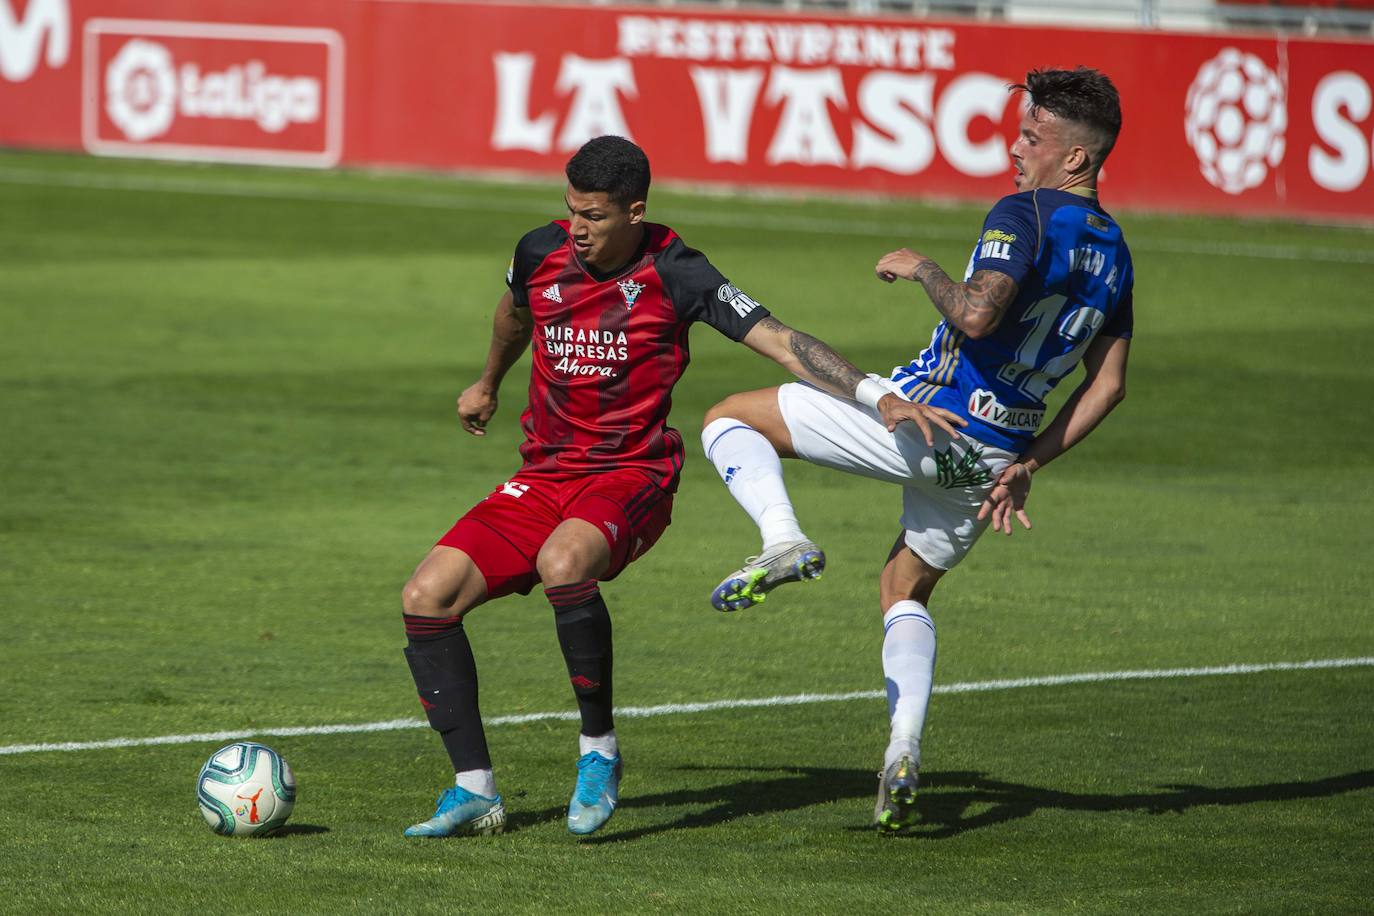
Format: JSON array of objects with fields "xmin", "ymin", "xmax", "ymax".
[{"xmin": 505, "ymin": 220, "xmax": 769, "ymax": 491}]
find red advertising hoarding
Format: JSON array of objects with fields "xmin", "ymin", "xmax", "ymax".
[
  {"xmin": 2, "ymin": 0, "xmax": 1372, "ymax": 220},
  {"xmin": 80, "ymin": 18, "xmax": 343, "ymax": 166}
]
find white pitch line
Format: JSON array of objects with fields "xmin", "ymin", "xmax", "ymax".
[
  {"xmin": 1, "ymin": 656, "xmax": 1369, "ymax": 757},
  {"xmin": 2, "ymin": 167, "xmax": 1372, "ymax": 265}
]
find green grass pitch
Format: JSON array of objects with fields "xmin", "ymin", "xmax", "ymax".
[{"xmin": 1, "ymin": 150, "xmax": 1371, "ymax": 913}]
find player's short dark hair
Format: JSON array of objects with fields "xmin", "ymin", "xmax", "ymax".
[
  {"xmin": 1013, "ymin": 68, "xmax": 1122, "ymax": 170},
  {"xmin": 565, "ymin": 136, "xmax": 651, "ymax": 208}
]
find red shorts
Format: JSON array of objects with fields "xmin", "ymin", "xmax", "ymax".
[{"xmin": 437, "ymin": 469, "xmax": 674, "ymax": 599}]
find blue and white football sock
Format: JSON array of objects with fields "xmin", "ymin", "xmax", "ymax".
[
  {"xmin": 702, "ymin": 416, "xmax": 805, "ymax": 550},
  {"xmin": 882, "ymin": 600, "xmax": 937, "ymax": 770},
  {"xmin": 455, "ymin": 768, "xmax": 497, "ymax": 799}
]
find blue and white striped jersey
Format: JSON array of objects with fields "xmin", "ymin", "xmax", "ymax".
[{"xmin": 892, "ymin": 188, "xmax": 1134, "ymax": 452}]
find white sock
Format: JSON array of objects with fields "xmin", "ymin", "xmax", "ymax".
[
  {"xmin": 579, "ymin": 729, "xmax": 619, "ymax": 759},
  {"xmin": 702, "ymin": 417, "xmax": 805, "ymax": 550},
  {"xmin": 455, "ymin": 768, "xmax": 497, "ymax": 799},
  {"xmin": 882, "ymin": 600, "xmax": 936, "ymax": 770}
]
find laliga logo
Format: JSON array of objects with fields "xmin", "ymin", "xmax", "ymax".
[
  {"xmin": 1184, "ymin": 48, "xmax": 1287, "ymax": 195},
  {"xmin": 105, "ymin": 39, "xmax": 176, "ymax": 141},
  {"xmin": 104, "ymin": 36, "xmax": 321, "ymax": 142}
]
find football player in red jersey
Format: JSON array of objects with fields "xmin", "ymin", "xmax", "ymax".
[{"xmin": 399, "ymin": 136, "xmax": 956, "ymax": 839}]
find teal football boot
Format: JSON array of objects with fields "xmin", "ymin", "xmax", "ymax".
[
  {"xmin": 404, "ymin": 786, "xmax": 506, "ymax": 837},
  {"xmin": 567, "ymin": 751, "xmax": 623, "ymax": 836}
]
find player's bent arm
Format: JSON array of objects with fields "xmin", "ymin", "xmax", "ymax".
[
  {"xmin": 740, "ymin": 315, "xmax": 965, "ymax": 444},
  {"xmin": 457, "ymin": 291, "xmax": 534, "ymax": 436},
  {"xmin": 911, "ymin": 263, "xmax": 1019, "ymax": 340},
  {"xmin": 1015, "ymin": 334, "xmax": 1130, "ymax": 475},
  {"xmin": 476, "ymin": 291, "xmax": 534, "ymax": 389},
  {"xmin": 740, "ymin": 316, "xmax": 867, "ymax": 399}
]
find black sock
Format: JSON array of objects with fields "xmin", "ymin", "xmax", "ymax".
[
  {"xmin": 546, "ymin": 581, "xmax": 614, "ymax": 738},
  {"xmin": 402, "ymin": 614, "xmax": 492, "ymax": 773}
]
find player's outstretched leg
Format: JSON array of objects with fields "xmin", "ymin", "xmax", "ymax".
[
  {"xmin": 702, "ymin": 415, "xmax": 824, "ymax": 611},
  {"xmin": 710, "ymin": 539, "xmax": 827, "ymax": 612},
  {"xmin": 401, "ymin": 611, "xmax": 505, "ymax": 837},
  {"xmin": 401, "ymin": 548, "xmax": 503, "ymax": 837}
]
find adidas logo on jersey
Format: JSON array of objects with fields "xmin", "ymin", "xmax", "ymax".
[
  {"xmin": 604, "ymin": 521, "xmax": 619, "ymax": 539},
  {"xmin": 542, "ymin": 285, "xmax": 563, "ymax": 303}
]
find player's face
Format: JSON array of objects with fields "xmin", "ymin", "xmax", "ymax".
[
  {"xmin": 565, "ymin": 187, "xmax": 646, "ymax": 271},
  {"xmin": 1009, "ymin": 107, "xmax": 1077, "ymax": 191}
]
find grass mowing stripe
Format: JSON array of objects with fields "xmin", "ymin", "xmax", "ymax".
[
  {"xmin": 3, "ymin": 655, "xmax": 1369, "ymax": 757},
  {"xmin": 3, "ymin": 166, "xmax": 1372, "ymax": 264}
]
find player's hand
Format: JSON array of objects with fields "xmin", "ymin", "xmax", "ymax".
[
  {"xmin": 876, "ymin": 394, "xmax": 967, "ymax": 446},
  {"xmin": 457, "ymin": 382, "xmax": 498, "ymax": 436},
  {"xmin": 977, "ymin": 462, "xmax": 1033, "ymax": 535},
  {"xmin": 875, "ymin": 248, "xmax": 927, "ymax": 284}
]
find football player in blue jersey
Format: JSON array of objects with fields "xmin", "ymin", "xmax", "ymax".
[{"xmin": 701, "ymin": 67, "xmax": 1132, "ymax": 832}]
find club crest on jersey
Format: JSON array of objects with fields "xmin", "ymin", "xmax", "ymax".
[
  {"xmin": 542, "ymin": 284, "xmax": 563, "ymax": 303},
  {"xmin": 717, "ymin": 283, "xmax": 761, "ymax": 318},
  {"xmin": 968, "ymin": 389, "xmax": 1044, "ymax": 433},
  {"xmin": 617, "ymin": 278, "xmax": 645, "ymax": 310}
]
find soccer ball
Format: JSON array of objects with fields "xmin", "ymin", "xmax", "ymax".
[
  {"xmin": 197, "ymin": 742, "xmax": 296, "ymax": 837},
  {"xmin": 1183, "ymin": 48, "xmax": 1287, "ymax": 195}
]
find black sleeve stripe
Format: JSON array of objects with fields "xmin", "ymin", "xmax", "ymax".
[
  {"xmin": 508, "ymin": 223, "xmax": 568, "ymax": 305},
  {"xmin": 655, "ymin": 235, "xmax": 708, "ymax": 323},
  {"xmin": 656, "ymin": 235, "xmax": 769, "ymax": 341}
]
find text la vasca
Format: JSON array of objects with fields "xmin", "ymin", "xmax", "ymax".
[{"xmin": 492, "ymin": 53, "xmax": 1016, "ymax": 178}]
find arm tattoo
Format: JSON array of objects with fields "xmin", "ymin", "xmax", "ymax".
[
  {"xmin": 914, "ymin": 263, "xmax": 1018, "ymax": 336},
  {"xmin": 771, "ymin": 318, "xmax": 866, "ymax": 393}
]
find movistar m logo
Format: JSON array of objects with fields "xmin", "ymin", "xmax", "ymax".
[{"xmin": 0, "ymin": 0, "xmax": 69, "ymax": 82}]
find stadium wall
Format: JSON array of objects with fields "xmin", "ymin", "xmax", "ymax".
[{"xmin": 2, "ymin": 0, "xmax": 1372, "ymax": 221}]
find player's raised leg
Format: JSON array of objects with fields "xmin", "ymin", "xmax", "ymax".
[
  {"xmin": 400, "ymin": 545, "xmax": 506, "ymax": 837},
  {"xmin": 701, "ymin": 388, "xmax": 825, "ymax": 611},
  {"xmin": 873, "ymin": 536, "xmax": 944, "ymax": 833}
]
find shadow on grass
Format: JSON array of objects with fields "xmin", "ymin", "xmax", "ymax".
[
  {"xmin": 264, "ymin": 823, "xmax": 331, "ymax": 838},
  {"xmin": 567, "ymin": 766, "xmax": 1374, "ymax": 843},
  {"xmin": 896, "ymin": 768, "xmax": 1374, "ymax": 839}
]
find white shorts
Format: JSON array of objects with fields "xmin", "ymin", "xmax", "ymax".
[{"xmin": 777, "ymin": 378, "xmax": 1015, "ymax": 571}]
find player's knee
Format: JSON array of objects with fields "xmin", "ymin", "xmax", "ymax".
[
  {"xmin": 402, "ymin": 571, "xmax": 473, "ymax": 618},
  {"xmin": 535, "ymin": 545, "xmax": 584, "ymax": 587},
  {"xmin": 703, "ymin": 392, "xmax": 753, "ymax": 427},
  {"xmin": 881, "ymin": 582, "xmax": 933, "ymax": 609},
  {"xmin": 880, "ymin": 558, "xmax": 942, "ymax": 608},
  {"xmin": 702, "ymin": 400, "xmax": 732, "ymax": 428},
  {"xmin": 401, "ymin": 575, "xmax": 442, "ymax": 617}
]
